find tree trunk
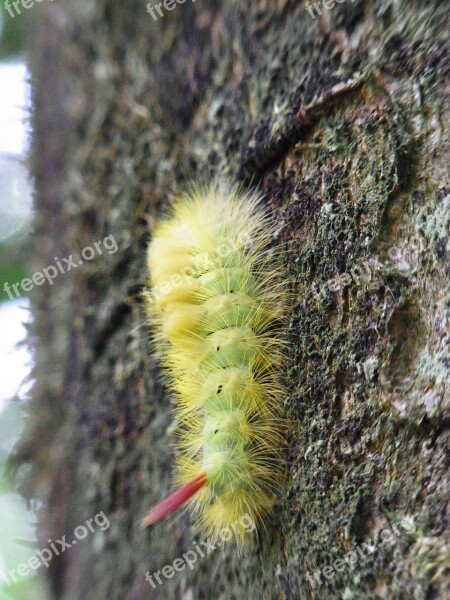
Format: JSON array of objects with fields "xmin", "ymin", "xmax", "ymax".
[{"xmin": 17, "ymin": 0, "xmax": 449, "ymax": 598}]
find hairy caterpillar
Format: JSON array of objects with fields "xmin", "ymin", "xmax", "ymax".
[{"xmin": 142, "ymin": 184, "xmax": 288, "ymax": 542}]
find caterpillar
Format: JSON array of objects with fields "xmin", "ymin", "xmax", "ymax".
[{"xmin": 142, "ymin": 184, "xmax": 288, "ymax": 543}]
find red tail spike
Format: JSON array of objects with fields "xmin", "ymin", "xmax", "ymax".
[{"xmin": 141, "ymin": 472, "xmax": 207, "ymax": 528}]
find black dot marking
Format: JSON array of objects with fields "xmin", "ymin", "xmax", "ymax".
[
  {"xmin": 216, "ymin": 345, "xmax": 220, "ymax": 351},
  {"xmin": 217, "ymin": 385, "xmax": 223, "ymax": 394},
  {"xmin": 230, "ymin": 290, "xmax": 234, "ymax": 293},
  {"xmin": 214, "ymin": 429, "xmax": 218, "ymax": 434}
]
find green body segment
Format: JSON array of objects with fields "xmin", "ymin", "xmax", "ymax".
[{"xmin": 202, "ymin": 409, "xmax": 250, "ymax": 495}]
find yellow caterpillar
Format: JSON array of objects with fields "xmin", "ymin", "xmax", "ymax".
[{"xmin": 142, "ymin": 184, "xmax": 288, "ymax": 543}]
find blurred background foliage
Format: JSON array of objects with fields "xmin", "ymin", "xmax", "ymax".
[
  {"xmin": 0, "ymin": 2, "xmax": 30, "ymax": 302},
  {"xmin": 0, "ymin": 403, "xmax": 47, "ymax": 600},
  {"xmin": 0, "ymin": 2, "xmax": 24, "ymax": 59},
  {"xmin": 0, "ymin": 5, "xmax": 47, "ymax": 599}
]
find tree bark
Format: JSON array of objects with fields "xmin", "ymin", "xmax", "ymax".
[{"xmin": 17, "ymin": 0, "xmax": 449, "ymax": 598}]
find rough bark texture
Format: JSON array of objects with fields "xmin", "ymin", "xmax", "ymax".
[{"xmin": 16, "ymin": 0, "xmax": 449, "ymax": 598}]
